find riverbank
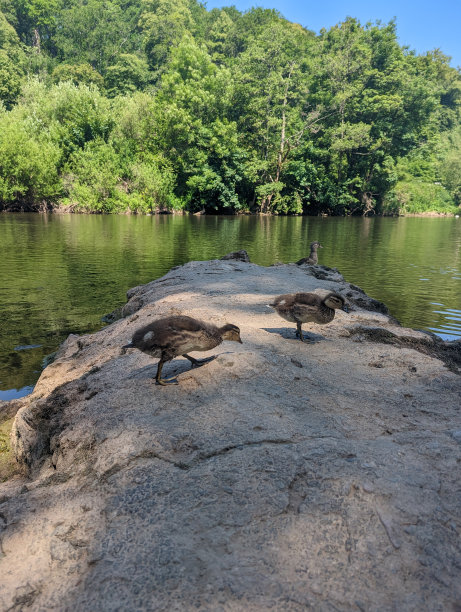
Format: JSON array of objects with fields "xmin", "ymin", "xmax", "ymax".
[
  {"xmin": 1, "ymin": 256, "xmax": 460, "ymax": 609},
  {"xmin": 1, "ymin": 206, "xmax": 459, "ymax": 217}
]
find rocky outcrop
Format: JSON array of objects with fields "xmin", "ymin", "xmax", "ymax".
[
  {"xmin": 220, "ymin": 249, "xmax": 251, "ymax": 263},
  {"xmin": 1, "ymin": 259, "xmax": 460, "ymax": 611}
]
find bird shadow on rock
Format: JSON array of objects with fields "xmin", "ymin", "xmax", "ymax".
[
  {"xmin": 127, "ymin": 360, "xmax": 192, "ymax": 383},
  {"xmin": 127, "ymin": 350, "xmax": 239, "ymax": 384},
  {"xmin": 261, "ymin": 327, "xmax": 325, "ymax": 343}
]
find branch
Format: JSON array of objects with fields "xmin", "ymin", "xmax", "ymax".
[{"xmin": 287, "ymin": 108, "xmax": 339, "ymax": 149}]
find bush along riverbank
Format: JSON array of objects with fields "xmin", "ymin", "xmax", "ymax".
[
  {"xmin": 0, "ymin": 4, "xmax": 460, "ymax": 217},
  {"xmin": 1, "ymin": 256, "xmax": 460, "ymax": 609}
]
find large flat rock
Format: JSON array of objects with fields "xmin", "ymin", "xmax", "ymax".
[{"xmin": 1, "ymin": 260, "xmax": 460, "ymax": 611}]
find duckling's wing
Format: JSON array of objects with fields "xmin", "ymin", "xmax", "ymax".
[
  {"xmin": 288, "ymin": 294, "xmax": 323, "ymax": 322},
  {"xmin": 148, "ymin": 317, "xmax": 204, "ymax": 348},
  {"xmin": 166, "ymin": 316, "xmax": 205, "ymax": 333},
  {"xmin": 155, "ymin": 316, "xmax": 219, "ymax": 355},
  {"xmin": 271, "ymin": 294, "xmax": 296, "ymax": 308},
  {"xmin": 292, "ymin": 303, "xmax": 322, "ymax": 322},
  {"xmin": 294, "ymin": 293, "xmax": 322, "ymax": 305}
]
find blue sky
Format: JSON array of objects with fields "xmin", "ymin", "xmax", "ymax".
[{"xmin": 204, "ymin": 0, "xmax": 461, "ymax": 68}]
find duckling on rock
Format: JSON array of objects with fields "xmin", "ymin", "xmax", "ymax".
[
  {"xmin": 296, "ymin": 241, "xmax": 323, "ymax": 265},
  {"xmin": 269, "ymin": 291, "xmax": 347, "ymax": 342},
  {"xmin": 122, "ymin": 315, "xmax": 242, "ymax": 385}
]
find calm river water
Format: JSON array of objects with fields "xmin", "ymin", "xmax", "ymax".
[{"xmin": 1, "ymin": 213, "xmax": 460, "ymax": 399}]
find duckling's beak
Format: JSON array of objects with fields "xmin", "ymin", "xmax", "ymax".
[
  {"xmin": 121, "ymin": 342, "xmax": 133, "ymax": 354},
  {"xmin": 238, "ymin": 337, "xmax": 243, "ymax": 344},
  {"xmin": 319, "ymin": 244, "xmax": 323, "ymax": 248}
]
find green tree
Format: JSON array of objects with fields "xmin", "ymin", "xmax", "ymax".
[
  {"xmin": 439, "ymin": 126, "xmax": 461, "ymax": 205},
  {"xmin": 11, "ymin": 0, "xmax": 62, "ymax": 50},
  {"xmin": 309, "ymin": 19, "xmax": 441, "ymax": 213},
  {"xmin": 231, "ymin": 16, "xmax": 317, "ymax": 212},
  {"xmin": 110, "ymin": 93, "xmax": 180, "ymax": 210},
  {"xmin": 153, "ymin": 38, "xmax": 245, "ymax": 211},
  {"xmin": 204, "ymin": 8, "xmax": 234, "ymax": 65},
  {"xmin": 141, "ymin": 0, "xmax": 199, "ymax": 73},
  {"xmin": 17, "ymin": 79, "xmax": 115, "ymax": 165},
  {"xmin": 0, "ymin": 11, "xmax": 25, "ymax": 107},
  {"xmin": 0, "ymin": 112, "xmax": 61, "ymax": 206},
  {"xmin": 0, "ymin": 1, "xmax": 459, "ymax": 215},
  {"xmin": 104, "ymin": 53, "xmax": 149, "ymax": 97},
  {"xmin": 51, "ymin": 62, "xmax": 104, "ymax": 87},
  {"xmin": 61, "ymin": 138, "xmax": 125, "ymax": 211},
  {"xmin": 53, "ymin": 0, "xmax": 141, "ymax": 74},
  {"xmin": 0, "ymin": 51, "xmax": 21, "ymax": 107}
]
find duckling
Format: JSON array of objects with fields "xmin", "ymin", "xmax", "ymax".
[
  {"xmin": 296, "ymin": 241, "xmax": 323, "ymax": 265},
  {"xmin": 269, "ymin": 291, "xmax": 347, "ymax": 341},
  {"xmin": 122, "ymin": 315, "xmax": 242, "ymax": 385}
]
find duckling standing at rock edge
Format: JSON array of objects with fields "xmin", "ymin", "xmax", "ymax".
[
  {"xmin": 296, "ymin": 241, "xmax": 323, "ymax": 265},
  {"xmin": 269, "ymin": 291, "xmax": 347, "ymax": 342},
  {"xmin": 122, "ymin": 315, "xmax": 242, "ymax": 385}
]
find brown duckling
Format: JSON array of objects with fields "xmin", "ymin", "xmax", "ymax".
[
  {"xmin": 122, "ymin": 315, "xmax": 242, "ymax": 385},
  {"xmin": 270, "ymin": 291, "xmax": 347, "ymax": 341},
  {"xmin": 296, "ymin": 241, "xmax": 323, "ymax": 265}
]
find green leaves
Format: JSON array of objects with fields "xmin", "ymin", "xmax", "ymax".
[
  {"xmin": 0, "ymin": 114, "xmax": 61, "ymax": 204},
  {"xmin": 0, "ymin": 11, "xmax": 25, "ymax": 108},
  {"xmin": 0, "ymin": 3, "xmax": 459, "ymax": 214},
  {"xmin": 105, "ymin": 54, "xmax": 149, "ymax": 97}
]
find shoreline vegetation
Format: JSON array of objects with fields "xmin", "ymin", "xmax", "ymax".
[
  {"xmin": 1, "ymin": 207, "xmax": 459, "ymax": 217},
  {"xmin": 0, "ymin": 4, "xmax": 460, "ymax": 217}
]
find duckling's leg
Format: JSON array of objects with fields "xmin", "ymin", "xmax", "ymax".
[
  {"xmin": 155, "ymin": 358, "xmax": 178, "ymax": 386},
  {"xmin": 183, "ymin": 354, "xmax": 217, "ymax": 369},
  {"xmin": 295, "ymin": 322, "xmax": 305, "ymax": 342}
]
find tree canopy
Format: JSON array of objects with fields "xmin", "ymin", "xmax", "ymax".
[{"xmin": 0, "ymin": 0, "xmax": 460, "ymax": 214}]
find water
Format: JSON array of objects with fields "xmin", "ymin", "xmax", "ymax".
[{"xmin": 0, "ymin": 213, "xmax": 460, "ymax": 398}]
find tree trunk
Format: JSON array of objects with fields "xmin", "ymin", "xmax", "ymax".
[{"xmin": 33, "ymin": 28, "xmax": 41, "ymax": 53}]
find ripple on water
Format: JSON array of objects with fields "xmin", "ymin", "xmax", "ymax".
[
  {"xmin": 429, "ymin": 306, "xmax": 461, "ymax": 341},
  {"xmin": 13, "ymin": 344, "xmax": 42, "ymax": 351}
]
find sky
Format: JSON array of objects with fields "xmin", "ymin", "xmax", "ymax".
[{"xmin": 204, "ymin": 0, "xmax": 461, "ymax": 68}]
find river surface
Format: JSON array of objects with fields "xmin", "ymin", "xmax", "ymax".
[{"xmin": 1, "ymin": 213, "xmax": 460, "ymax": 400}]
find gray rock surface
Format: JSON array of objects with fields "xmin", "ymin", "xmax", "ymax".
[{"xmin": 1, "ymin": 259, "xmax": 460, "ymax": 611}]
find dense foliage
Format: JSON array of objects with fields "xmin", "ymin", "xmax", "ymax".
[{"xmin": 0, "ymin": 0, "xmax": 460, "ymax": 214}]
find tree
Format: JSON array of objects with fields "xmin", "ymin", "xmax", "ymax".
[
  {"xmin": 0, "ymin": 112, "xmax": 61, "ymax": 206},
  {"xmin": 17, "ymin": 79, "xmax": 115, "ymax": 165},
  {"xmin": 10, "ymin": 0, "xmax": 62, "ymax": 51},
  {"xmin": 309, "ymin": 18, "xmax": 441, "ymax": 214},
  {"xmin": 439, "ymin": 126, "xmax": 461, "ymax": 205},
  {"xmin": 153, "ymin": 38, "xmax": 246, "ymax": 210},
  {"xmin": 141, "ymin": 0, "xmax": 200, "ymax": 73},
  {"xmin": 53, "ymin": 0, "xmax": 141, "ymax": 74},
  {"xmin": 0, "ymin": 10, "xmax": 25, "ymax": 107},
  {"xmin": 104, "ymin": 53, "xmax": 149, "ymax": 97},
  {"xmin": 51, "ymin": 62, "xmax": 104, "ymax": 88},
  {"xmin": 231, "ymin": 16, "xmax": 317, "ymax": 212}
]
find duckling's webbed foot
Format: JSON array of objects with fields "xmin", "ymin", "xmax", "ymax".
[
  {"xmin": 183, "ymin": 354, "xmax": 217, "ymax": 369},
  {"xmin": 156, "ymin": 377, "xmax": 179, "ymax": 386}
]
